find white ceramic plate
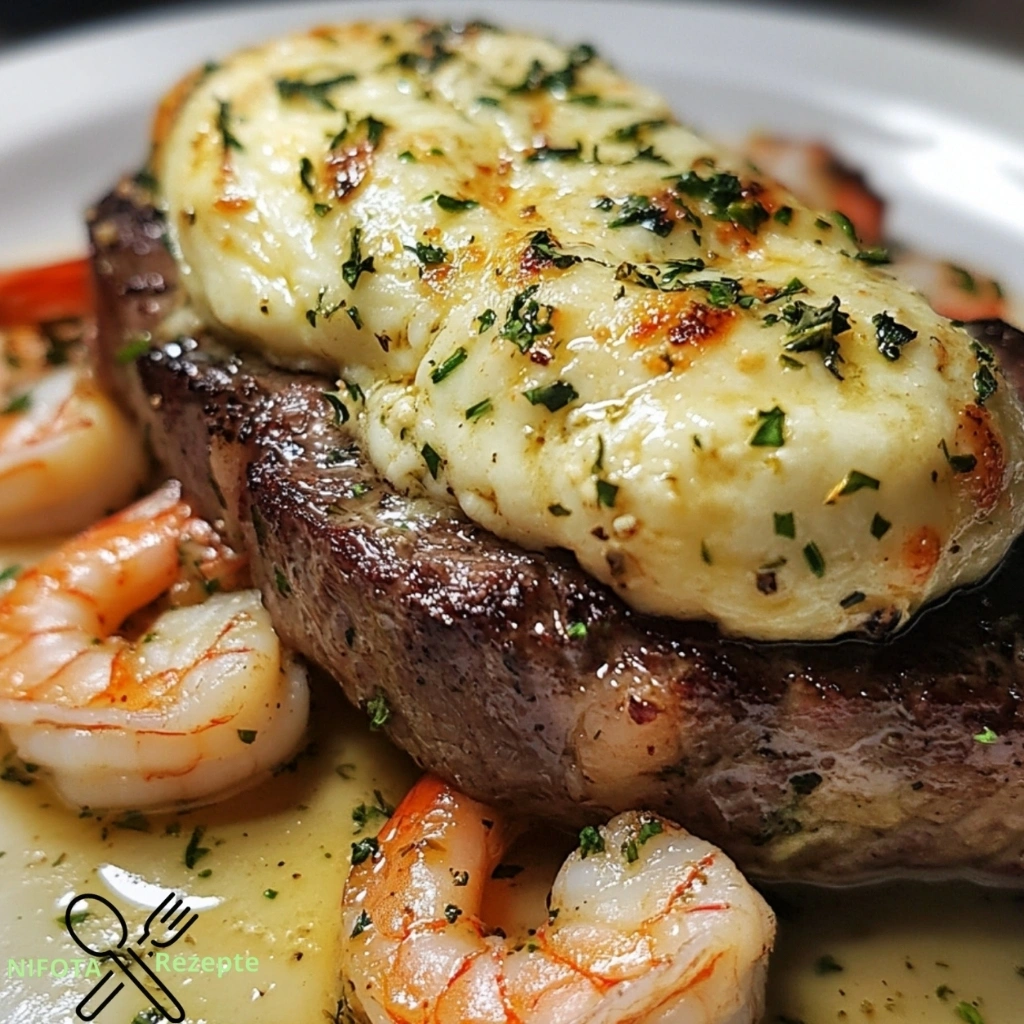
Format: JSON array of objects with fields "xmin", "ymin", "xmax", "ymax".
[{"xmin": 2, "ymin": 4, "xmax": 1024, "ymax": 1023}]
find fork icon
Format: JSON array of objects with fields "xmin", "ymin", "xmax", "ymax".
[{"xmin": 66, "ymin": 890, "xmax": 195, "ymax": 1022}]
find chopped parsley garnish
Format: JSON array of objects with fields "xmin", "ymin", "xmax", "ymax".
[
  {"xmin": 365, "ymin": 691, "xmax": 391, "ymax": 731},
  {"xmin": 870, "ymin": 513, "xmax": 891, "ymax": 539},
  {"xmin": 2, "ymin": 393, "xmax": 30, "ymax": 415},
  {"xmin": 507, "ymin": 42, "xmax": 596, "ymax": 96},
  {"xmin": 263, "ymin": 889, "xmax": 278, "ymax": 900},
  {"xmin": 972, "ymin": 342, "xmax": 998, "ymax": 404},
  {"xmin": 774, "ymin": 512, "xmax": 796, "ymax": 539},
  {"xmin": 566, "ymin": 621, "xmax": 588, "ymax": 639},
  {"xmin": 436, "ymin": 193, "xmax": 479, "ymax": 213},
  {"xmin": 321, "ymin": 391, "xmax": 350, "ymax": 426},
  {"xmin": 527, "ymin": 230, "xmax": 581, "ymax": 269},
  {"xmin": 115, "ymin": 336, "xmax": 153, "ymax": 365},
  {"xmin": 774, "ymin": 206, "xmax": 794, "ymax": 225},
  {"xmin": 350, "ymin": 837, "xmax": 379, "ymax": 865},
  {"xmin": 274, "ymin": 567, "xmax": 292, "ymax": 596},
  {"xmin": 765, "ymin": 278, "xmax": 807, "ymax": 304},
  {"xmin": 184, "ymin": 827, "xmax": 210, "ymax": 869},
  {"xmin": 430, "ymin": 346, "xmax": 468, "ymax": 384},
  {"xmin": 398, "ymin": 150, "xmax": 416, "ymax": 162},
  {"xmin": 501, "ymin": 284, "xmax": 554, "ymax": 352},
  {"xmin": 940, "ymin": 439, "xmax": 977, "ymax": 474},
  {"xmin": 276, "ymin": 72, "xmax": 356, "ymax": 109},
  {"xmin": 856, "ymin": 246, "xmax": 891, "ymax": 265},
  {"xmin": 465, "ymin": 398, "xmax": 493, "ymax": 421},
  {"xmin": 405, "ymin": 240, "xmax": 449, "ymax": 265},
  {"xmin": 548, "ymin": 503, "xmax": 571, "ymax": 516},
  {"xmin": 578, "ymin": 825, "xmax": 605, "ymax": 857},
  {"xmin": 973, "ymin": 727, "xmax": 998, "ymax": 744},
  {"xmin": 831, "ymin": 211, "xmax": 858, "ymax": 241},
  {"xmin": 692, "ymin": 278, "xmax": 745, "ymax": 308},
  {"xmin": 596, "ymin": 479, "xmax": 618, "ymax": 508},
  {"xmin": 237, "ymin": 729, "xmax": 257, "ymax": 745},
  {"xmin": 826, "ymin": 470, "xmax": 880, "ymax": 503},
  {"xmin": 672, "ymin": 169, "xmax": 768, "ymax": 232},
  {"xmin": 421, "ymin": 443, "xmax": 442, "ymax": 479},
  {"xmin": 780, "ymin": 296, "xmax": 851, "ymax": 380},
  {"xmin": 352, "ymin": 790, "xmax": 394, "ymax": 833},
  {"xmin": 350, "ymin": 910, "xmax": 372, "ymax": 939},
  {"xmin": 803, "ymin": 541, "xmax": 826, "ymax": 577},
  {"xmin": 215, "ymin": 99, "xmax": 244, "ymax": 152},
  {"xmin": 342, "ymin": 227, "xmax": 375, "ymax": 289},
  {"xmin": 524, "ymin": 380, "xmax": 579, "ymax": 412},
  {"xmin": 840, "ymin": 590, "xmax": 866, "ymax": 609},
  {"xmin": 346, "ymin": 304, "xmax": 362, "ymax": 328},
  {"xmin": 750, "ymin": 406, "xmax": 786, "ymax": 447},
  {"xmin": 299, "ymin": 157, "xmax": 316, "ymax": 193},
  {"xmin": 314, "ymin": 202, "xmax": 332, "ymax": 217},
  {"xmin": 872, "ymin": 312, "xmax": 918, "ymax": 361},
  {"xmin": 0, "ymin": 565, "xmax": 21, "ymax": 585},
  {"xmin": 607, "ymin": 194, "xmax": 673, "ymax": 237},
  {"xmin": 609, "ymin": 119, "xmax": 666, "ymax": 142},
  {"xmin": 527, "ymin": 142, "xmax": 584, "ymax": 162},
  {"xmin": 955, "ymin": 1003, "xmax": 986, "ymax": 1024},
  {"xmin": 476, "ymin": 308, "xmax": 496, "ymax": 333},
  {"xmin": 815, "ymin": 954, "xmax": 844, "ymax": 975},
  {"xmin": 622, "ymin": 817, "xmax": 663, "ymax": 863}
]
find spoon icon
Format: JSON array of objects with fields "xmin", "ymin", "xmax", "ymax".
[{"xmin": 65, "ymin": 891, "xmax": 189, "ymax": 1022}]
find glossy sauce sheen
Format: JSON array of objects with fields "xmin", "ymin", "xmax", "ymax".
[{"xmin": 154, "ymin": 19, "xmax": 1024, "ymax": 641}]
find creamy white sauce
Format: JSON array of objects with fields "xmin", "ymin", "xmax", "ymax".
[{"xmin": 154, "ymin": 19, "xmax": 1024, "ymax": 641}]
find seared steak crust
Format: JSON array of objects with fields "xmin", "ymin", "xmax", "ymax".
[{"xmin": 89, "ymin": 185, "xmax": 1024, "ymax": 882}]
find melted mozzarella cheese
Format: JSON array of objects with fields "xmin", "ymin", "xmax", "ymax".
[{"xmin": 154, "ymin": 19, "xmax": 1024, "ymax": 640}]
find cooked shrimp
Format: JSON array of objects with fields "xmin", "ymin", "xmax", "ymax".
[
  {"xmin": 889, "ymin": 252, "xmax": 1007, "ymax": 322},
  {"xmin": 0, "ymin": 259, "xmax": 146, "ymax": 539},
  {"xmin": 745, "ymin": 133, "xmax": 885, "ymax": 245},
  {"xmin": 0, "ymin": 481, "xmax": 309, "ymax": 810},
  {"xmin": 341, "ymin": 775, "xmax": 775, "ymax": 1024}
]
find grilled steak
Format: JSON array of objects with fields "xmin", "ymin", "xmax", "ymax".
[{"xmin": 89, "ymin": 184, "xmax": 1024, "ymax": 883}]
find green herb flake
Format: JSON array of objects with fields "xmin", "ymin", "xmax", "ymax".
[
  {"xmin": 406, "ymin": 240, "xmax": 449, "ymax": 266},
  {"xmin": 840, "ymin": 591, "xmax": 866, "ymax": 609},
  {"xmin": 803, "ymin": 542, "xmax": 826, "ymax": 577},
  {"xmin": 350, "ymin": 837, "xmax": 379, "ymax": 865},
  {"xmin": 2, "ymin": 393, "xmax": 31, "ymax": 415},
  {"xmin": 501, "ymin": 284, "xmax": 554, "ymax": 352},
  {"xmin": 566, "ymin": 621, "xmax": 588, "ymax": 639},
  {"xmin": 955, "ymin": 1003, "xmax": 986, "ymax": 1024},
  {"xmin": 342, "ymin": 227, "xmax": 375, "ymax": 289},
  {"xmin": 0, "ymin": 565, "xmax": 21, "ymax": 585},
  {"xmin": 237, "ymin": 729, "xmax": 257, "ymax": 745},
  {"xmin": 870, "ymin": 513, "xmax": 891, "ymax": 540},
  {"xmin": 831, "ymin": 211, "xmax": 858, "ymax": 241},
  {"xmin": 781, "ymin": 297, "xmax": 850, "ymax": 380},
  {"xmin": 465, "ymin": 398, "xmax": 493, "ymax": 421},
  {"xmin": 774, "ymin": 512, "xmax": 796, "ymax": 539},
  {"xmin": 973, "ymin": 726, "xmax": 998, "ymax": 744},
  {"xmin": 974, "ymin": 363, "xmax": 998, "ymax": 405},
  {"xmin": 527, "ymin": 142, "xmax": 583, "ymax": 163},
  {"xmin": 856, "ymin": 246, "xmax": 891, "ymax": 265},
  {"xmin": 548, "ymin": 503, "xmax": 571, "ymax": 517},
  {"xmin": 365, "ymin": 691, "xmax": 391, "ymax": 731},
  {"xmin": 637, "ymin": 818, "xmax": 663, "ymax": 846},
  {"xmin": 607, "ymin": 194, "xmax": 673, "ymax": 237},
  {"xmin": 476, "ymin": 308, "xmax": 496, "ymax": 333},
  {"xmin": 827, "ymin": 470, "xmax": 881, "ymax": 502},
  {"xmin": 527, "ymin": 230, "xmax": 581, "ymax": 269},
  {"xmin": 322, "ymin": 391, "xmax": 350, "ymax": 426},
  {"xmin": 216, "ymin": 99, "xmax": 244, "ymax": 152},
  {"xmin": 578, "ymin": 825, "xmax": 605, "ymax": 858},
  {"xmin": 263, "ymin": 888, "xmax": 278, "ymax": 900},
  {"xmin": 276, "ymin": 72, "xmax": 356, "ymax": 109},
  {"xmin": 398, "ymin": 150, "xmax": 417, "ymax": 163},
  {"xmin": 299, "ymin": 156, "xmax": 316, "ymax": 194},
  {"xmin": 596, "ymin": 479, "xmax": 619, "ymax": 508},
  {"xmin": 750, "ymin": 406, "xmax": 786, "ymax": 447},
  {"xmin": 436, "ymin": 194, "xmax": 480, "ymax": 213},
  {"xmin": 430, "ymin": 346, "xmax": 468, "ymax": 384},
  {"xmin": 184, "ymin": 827, "xmax": 210, "ymax": 869},
  {"xmin": 113, "ymin": 810, "xmax": 150, "ymax": 833},
  {"xmin": 350, "ymin": 909, "xmax": 372, "ymax": 939},
  {"xmin": 524, "ymin": 380, "xmax": 579, "ymax": 412},
  {"xmin": 872, "ymin": 312, "xmax": 918, "ymax": 361},
  {"xmin": 274, "ymin": 567, "xmax": 292, "ymax": 597},
  {"xmin": 114, "ymin": 335, "xmax": 153, "ymax": 365},
  {"xmin": 815, "ymin": 954, "xmax": 844, "ymax": 975},
  {"xmin": 774, "ymin": 206, "xmax": 794, "ymax": 225},
  {"xmin": 940, "ymin": 439, "xmax": 978, "ymax": 474},
  {"xmin": 421, "ymin": 443, "xmax": 442, "ymax": 479}
]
